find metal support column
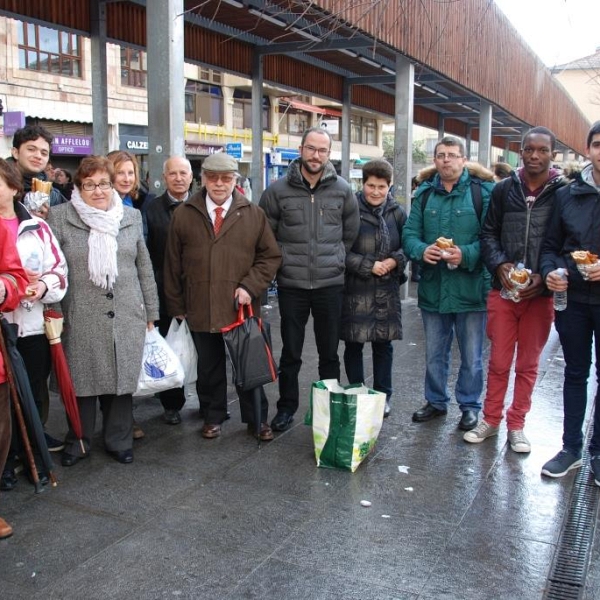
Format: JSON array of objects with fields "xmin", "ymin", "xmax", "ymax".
[
  {"xmin": 437, "ymin": 114, "xmax": 445, "ymax": 141},
  {"xmin": 393, "ymin": 55, "xmax": 414, "ymax": 210},
  {"xmin": 341, "ymin": 80, "xmax": 351, "ymax": 180},
  {"xmin": 90, "ymin": 0, "xmax": 108, "ymax": 154},
  {"xmin": 251, "ymin": 52, "xmax": 264, "ymax": 198},
  {"xmin": 147, "ymin": 0, "xmax": 185, "ymax": 194},
  {"xmin": 478, "ymin": 101, "xmax": 492, "ymax": 167},
  {"xmin": 465, "ymin": 126, "xmax": 472, "ymax": 160}
]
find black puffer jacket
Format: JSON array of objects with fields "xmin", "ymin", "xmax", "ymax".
[
  {"xmin": 259, "ymin": 159, "xmax": 359, "ymax": 289},
  {"xmin": 340, "ymin": 192, "xmax": 407, "ymax": 343},
  {"xmin": 540, "ymin": 168, "xmax": 600, "ymax": 305},
  {"xmin": 480, "ymin": 169, "xmax": 565, "ymax": 293}
]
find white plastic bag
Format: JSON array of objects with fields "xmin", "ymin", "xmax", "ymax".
[
  {"xmin": 165, "ymin": 318, "xmax": 198, "ymax": 385},
  {"xmin": 134, "ymin": 328, "xmax": 185, "ymax": 397}
]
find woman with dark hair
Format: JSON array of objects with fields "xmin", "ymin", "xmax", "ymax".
[
  {"xmin": 0, "ymin": 158, "xmax": 67, "ymax": 490},
  {"xmin": 341, "ymin": 159, "xmax": 408, "ymax": 418},
  {"xmin": 54, "ymin": 168, "xmax": 74, "ymax": 200},
  {"xmin": 47, "ymin": 156, "xmax": 159, "ymax": 466}
]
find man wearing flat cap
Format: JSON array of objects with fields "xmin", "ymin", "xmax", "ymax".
[{"xmin": 164, "ymin": 153, "xmax": 281, "ymax": 441}]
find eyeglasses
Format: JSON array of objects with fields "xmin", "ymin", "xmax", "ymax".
[
  {"xmin": 302, "ymin": 145, "xmax": 330, "ymax": 156},
  {"xmin": 203, "ymin": 172, "xmax": 236, "ymax": 184},
  {"xmin": 81, "ymin": 181, "xmax": 112, "ymax": 192},
  {"xmin": 435, "ymin": 153, "xmax": 463, "ymax": 160}
]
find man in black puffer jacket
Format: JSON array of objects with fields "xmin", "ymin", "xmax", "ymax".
[
  {"xmin": 540, "ymin": 120, "xmax": 600, "ymax": 484},
  {"xmin": 260, "ymin": 127, "xmax": 359, "ymax": 431},
  {"xmin": 464, "ymin": 126, "xmax": 566, "ymax": 453}
]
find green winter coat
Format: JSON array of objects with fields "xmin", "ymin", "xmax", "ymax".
[{"xmin": 402, "ymin": 163, "xmax": 494, "ymax": 314}]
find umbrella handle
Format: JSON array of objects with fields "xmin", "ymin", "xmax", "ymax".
[{"xmin": 0, "ymin": 323, "xmax": 46, "ymax": 493}]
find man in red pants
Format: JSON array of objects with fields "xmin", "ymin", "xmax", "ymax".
[{"xmin": 464, "ymin": 127, "xmax": 566, "ymax": 453}]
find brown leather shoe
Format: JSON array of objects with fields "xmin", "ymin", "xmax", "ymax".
[
  {"xmin": 201, "ymin": 423, "xmax": 221, "ymax": 439},
  {"xmin": 0, "ymin": 517, "xmax": 13, "ymax": 540},
  {"xmin": 248, "ymin": 423, "xmax": 274, "ymax": 442}
]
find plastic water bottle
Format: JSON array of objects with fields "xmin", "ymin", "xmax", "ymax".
[
  {"xmin": 25, "ymin": 250, "xmax": 41, "ymax": 273},
  {"xmin": 554, "ymin": 268, "xmax": 568, "ymax": 311}
]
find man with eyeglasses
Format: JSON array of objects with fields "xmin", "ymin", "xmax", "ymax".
[
  {"xmin": 163, "ymin": 152, "xmax": 281, "ymax": 442},
  {"xmin": 259, "ymin": 127, "xmax": 359, "ymax": 432},
  {"xmin": 403, "ymin": 135, "xmax": 494, "ymax": 432},
  {"xmin": 465, "ymin": 127, "xmax": 565, "ymax": 453},
  {"xmin": 145, "ymin": 156, "xmax": 193, "ymax": 426}
]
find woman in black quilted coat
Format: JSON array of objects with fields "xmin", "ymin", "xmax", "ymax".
[{"xmin": 341, "ymin": 159, "xmax": 407, "ymax": 417}]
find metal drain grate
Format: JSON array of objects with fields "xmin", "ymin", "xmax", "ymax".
[{"xmin": 543, "ymin": 418, "xmax": 600, "ymax": 600}]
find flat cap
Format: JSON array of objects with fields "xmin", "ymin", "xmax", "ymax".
[{"xmin": 202, "ymin": 152, "xmax": 238, "ymax": 172}]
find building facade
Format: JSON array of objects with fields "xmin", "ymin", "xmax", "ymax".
[{"xmin": 0, "ymin": 17, "xmax": 385, "ymax": 189}]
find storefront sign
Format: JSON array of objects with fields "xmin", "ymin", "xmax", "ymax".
[
  {"xmin": 184, "ymin": 142, "xmax": 223, "ymax": 156},
  {"xmin": 120, "ymin": 135, "xmax": 149, "ymax": 153},
  {"xmin": 3, "ymin": 111, "xmax": 26, "ymax": 136},
  {"xmin": 225, "ymin": 142, "xmax": 243, "ymax": 159},
  {"xmin": 52, "ymin": 135, "xmax": 92, "ymax": 155}
]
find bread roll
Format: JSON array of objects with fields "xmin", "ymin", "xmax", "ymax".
[
  {"xmin": 571, "ymin": 250, "xmax": 598, "ymax": 265},
  {"xmin": 435, "ymin": 237, "xmax": 454, "ymax": 249}
]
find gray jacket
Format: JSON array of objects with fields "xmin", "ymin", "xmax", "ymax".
[
  {"xmin": 259, "ymin": 158, "xmax": 359, "ymax": 289},
  {"xmin": 47, "ymin": 202, "xmax": 159, "ymax": 397}
]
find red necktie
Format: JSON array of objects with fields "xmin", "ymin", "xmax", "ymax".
[{"xmin": 214, "ymin": 207, "xmax": 224, "ymax": 236}]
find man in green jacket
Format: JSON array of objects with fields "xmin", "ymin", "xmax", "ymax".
[{"xmin": 403, "ymin": 136, "xmax": 494, "ymax": 431}]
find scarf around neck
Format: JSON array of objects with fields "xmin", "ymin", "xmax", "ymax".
[{"xmin": 70, "ymin": 187, "xmax": 124, "ymax": 289}]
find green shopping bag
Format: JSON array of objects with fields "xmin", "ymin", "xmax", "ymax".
[{"xmin": 305, "ymin": 379, "xmax": 386, "ymax": 472}]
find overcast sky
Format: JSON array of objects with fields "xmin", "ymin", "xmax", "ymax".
[{"xmin": 494, "ymin": 0, "xmax": 600, "ymax": 67}]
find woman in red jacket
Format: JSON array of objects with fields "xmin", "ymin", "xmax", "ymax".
[{"xmin": 0, "ymin": 208, "xmax": 29, "ymax": 539}]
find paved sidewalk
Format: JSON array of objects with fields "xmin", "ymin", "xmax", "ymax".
[{"xmin": 1, "ymin": 284, "xmax": 599, "ymax": 599}]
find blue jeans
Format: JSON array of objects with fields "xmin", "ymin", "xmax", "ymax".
[
  {"xmin": 554, "ymin": 300, "xmax": 600, "ymax": 456},
  {"xmin": 344, "ymin": 341, "xmax": 393, "ymax": 400},
  {"xmin": 421, "ymin": 309, "xmax": 486, "ymax": 411}
]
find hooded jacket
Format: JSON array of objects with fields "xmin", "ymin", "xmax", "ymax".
[
  {"xmin": 259, "ymin": 158, "xmax": 359, "ymax": 289},
  {"xmin": 403, "ymin": 163, "xmax": 494, "ymax": 313},
  {"xmin": 540, "ymin": 165, "xmax": 600, "ymax": 305},
  {"xmin": 480, "ymin": 168, "xmax": 566, "ymax": 293}
]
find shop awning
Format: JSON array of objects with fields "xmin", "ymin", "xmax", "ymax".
[{"xmin": 280, "ymin": 98, "xmax": 342, "ymax": 117}]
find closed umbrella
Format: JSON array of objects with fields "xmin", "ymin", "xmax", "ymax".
[
  {"xmin": 43, "ymin": 309, "xmax": 85, "ymax": 455},
  {"xmin": 0, "ymin": 319, "xmax": 56, "ymax": 492}
]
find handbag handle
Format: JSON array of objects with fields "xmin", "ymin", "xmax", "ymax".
[{"xmin": 234, "ymin": 299, "xmax": 255, "ymax": 321}]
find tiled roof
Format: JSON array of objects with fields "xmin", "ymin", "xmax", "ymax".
[{"xmin": 552, "ymin": 49, "xmax": 600, "ymax": 71}]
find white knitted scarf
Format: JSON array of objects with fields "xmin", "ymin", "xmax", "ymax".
[{"xmin": 70, "ymin": 187, "xmax": 124, "ymax": 290}]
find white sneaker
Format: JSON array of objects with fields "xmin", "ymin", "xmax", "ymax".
[
  {"xmin": 463, "ymin": 420, "xmax": 499, "ymax": 444},
  {"xmin": 508, "ymin": 429, "xmax": 531, "ymax": 453}
]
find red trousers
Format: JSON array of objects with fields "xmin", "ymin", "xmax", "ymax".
[{"xmin": 483, "ymin": 290, "xmax": 554, "ymax": 430}]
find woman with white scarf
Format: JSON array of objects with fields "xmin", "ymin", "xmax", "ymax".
[{"xmin": 47, "ymin": 156, "xmax": 159, "ymax": 466}]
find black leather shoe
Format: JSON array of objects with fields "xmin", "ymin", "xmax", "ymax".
[
  {"xmin": 271, "ymin": 411, "xmax": 294, "ymax": 432},
  {"xmin": 61, "ymin": 452, "xmax": 87, "ymax": 467},
  {"xmin": 0, "ymin": 469, "xmax": 17, "ymax": 491},
  {"xmin": 383, "ymin": 401, "xmax": 391, "ymax": 418},
  {"xmin": 412, "ymin": 402, "xmax": 447, "ymax": 422},
  {"xmin": 27, "ymin": 470, "xmax": 49, "ymax": 486},
  {"xmin": 458, "ymin": 410, "xmax": 478, "ymax": 431},
  {"xmin": 164, "ymin": 409, "xmax": 181, "ymax": 425},
  {"xmin": 107, "ymin": 449, "xmax": 133, "ymax": 464}
]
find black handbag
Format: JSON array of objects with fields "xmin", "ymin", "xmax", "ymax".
[{"xmin": 220, "ymin": 304, "xmax": 277, "ymax": 391}]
